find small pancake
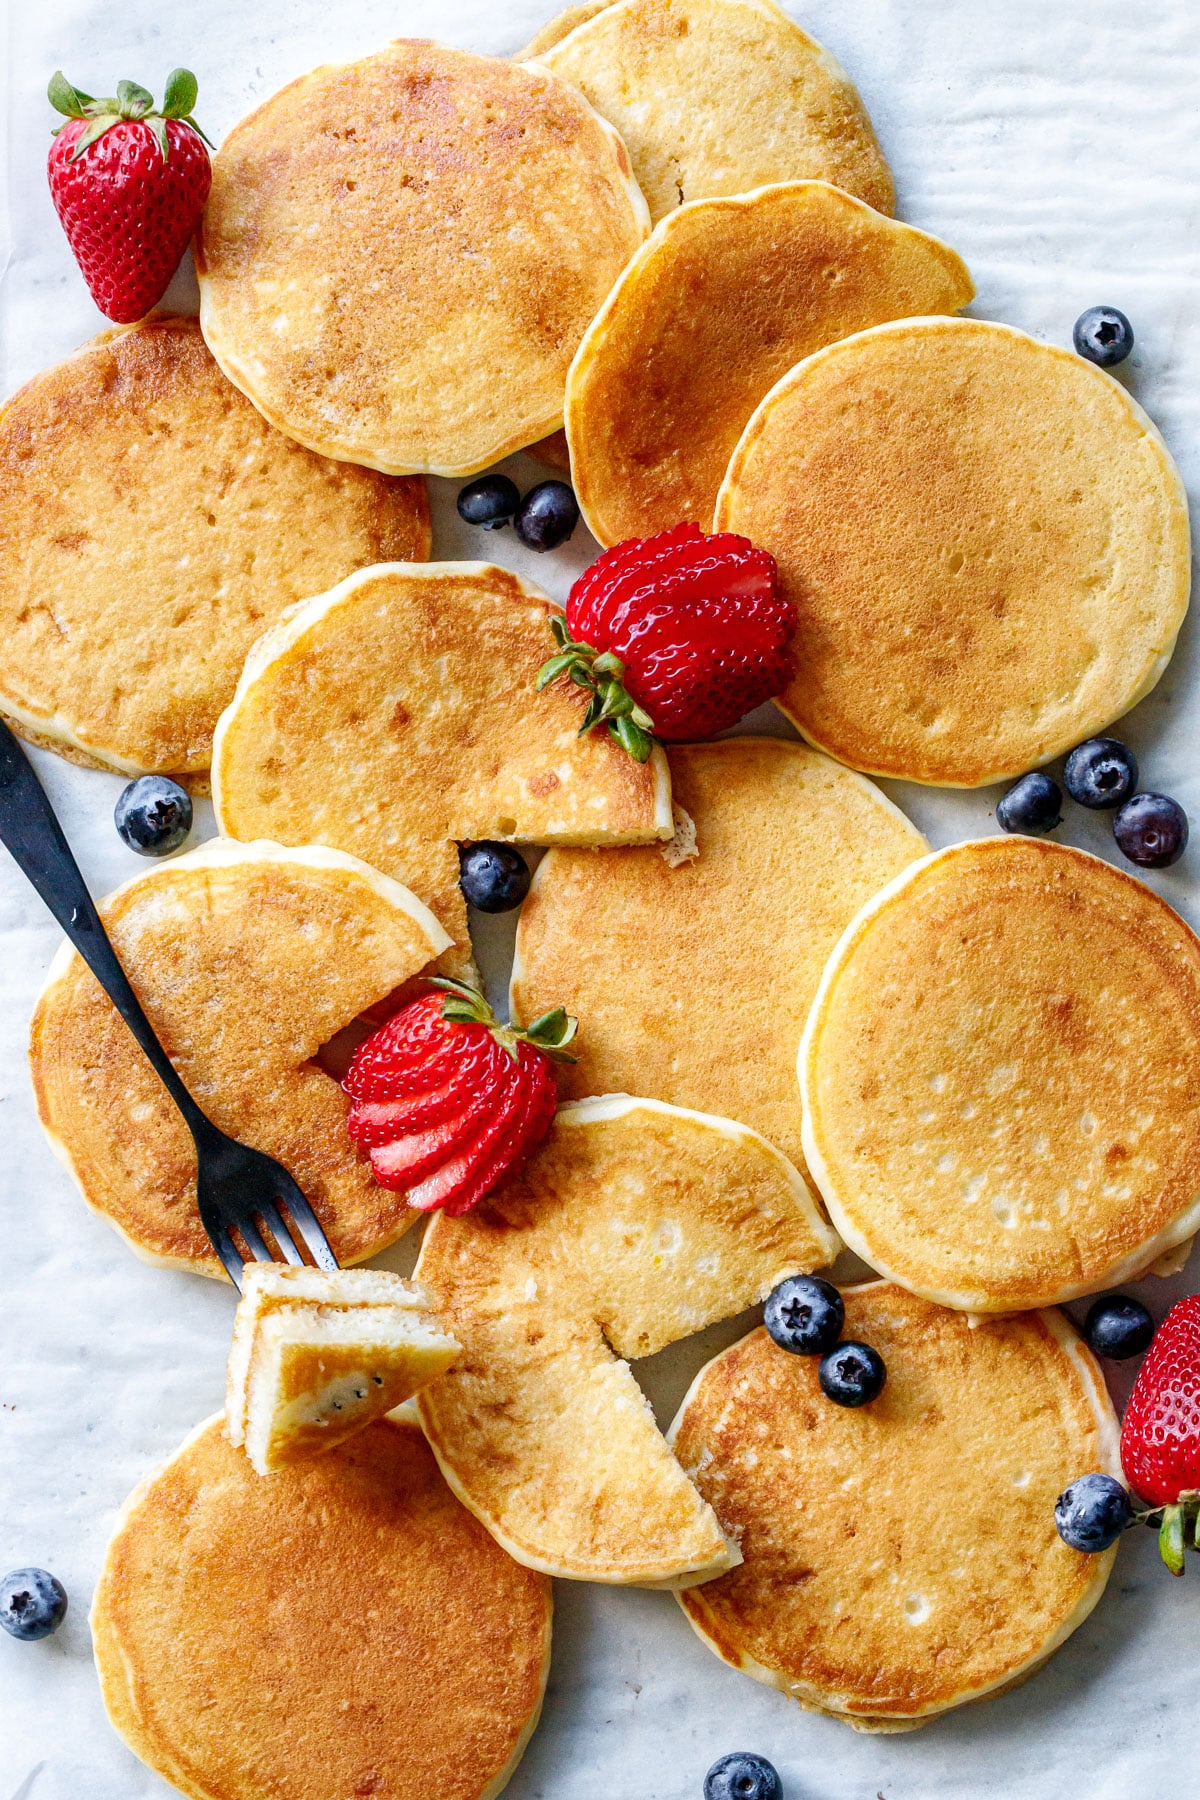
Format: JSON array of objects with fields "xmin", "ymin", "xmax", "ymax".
[
  {"xmin": 531, "ymin": 0, "xmax": 893, "ymax": 224},
  {"xmin": 30, "ymin": 840, "xmax": 450, "ymax": 1278},
  {"xmin": 416, "ymin": 1095, "xmax": 839, "ymax": 1586},
  {"xmin": 672, "ymin": 1284, "xmax": 1120, "ymax": 1730},
  {"xmin": 511, "ymin": 739, "xmax": 927, "ymax": 1175},
  {"xmin": 212, "ymin": 563, "xmax": 672, "ymax": 978},
  {"xmin": 717, "ymin": 316, "xmax": 1191, "ymax": 786},
  {"xmin": 800, "ymin": 837, "xmax": 1200, "ymax": 1311},
  {"xmin": 197, "ymin": 41, "xmax": 648, "ymax": 476},
  {"xmin": 567, "ymin": 182, "xmax": 972, "ymax": 546},
  {"xmin": 92, "ymin": 1416, "xmax": 551, "ymax": 1800},
  {"xmin": 0, "ymin": 317, "xmax": 428, "ymax": 775}
]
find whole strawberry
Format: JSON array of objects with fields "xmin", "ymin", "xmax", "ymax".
[
  {"xmin": 536, "ymin": 522, "xmax": 796, "ymax": 760},
  {"xmin": 343, "ymin": 979, "xmax": 576, "ymax": 1215},
  {"xmin": 47, "ymin": 69, "xmax": 212, "ymax": 323},
  {"xmin": 1120, "ymin": 1294, "xmax": 1200, "ymax": 1573}
]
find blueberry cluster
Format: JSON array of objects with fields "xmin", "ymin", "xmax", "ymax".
[
  {"xmin": 997, "ymin": 736, "xmax": 1188, "ymax": 870},
  {"xmin": 1053, "ymin": 1295, "xmax": 1154, "ymax": 1555},
  {"xmin": 763, "ymin": 1274, "xmax": 886, "ymax": 1407},
  {"xmin": 457, "ymin": 474, "xmax": 579, "ymax": 552}
]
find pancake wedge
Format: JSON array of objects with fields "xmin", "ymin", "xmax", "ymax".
[
  {"xmin": 197, "ymin": 41, "xmax": 648, "ymax": 476},
  {"xmin": 92, "ymin": 1416, "xmax": 551, "ymax": 1800},
  {"xmin": 512, "ymin": 739, "xmax": 926, "ymax": 1174},
  {"xmin": 801, "ymin": 838, "xmax": 1200, "ymax": 1311},
  {"xmin": 213, "ymin": 563, "xmax": 672, "ymax": 978},
  {"xmin": 0, "ymin": 317, "xmax": 428, "ymax": 776},
  {"xmin": 532, "ymin": 0, "xmax": 893, "ymax": 223},
  {"xmin": 717, "ymin": 317, "xmax": 1191, "ymax": 785},
  {"xmin": 567, "ymin": 183, "xmax": 972, "ymax": 546},
  {"xmin": 416, "ymin": 1096, "xmax": 839, "ymax": 1586},
  {"xmin": 30, "ymin": 840, "xmax": 451, "ymax": 1278},
  {"xmin": 673, "ymin": 1285, "xmax": 1120, "ymax": 1730}
]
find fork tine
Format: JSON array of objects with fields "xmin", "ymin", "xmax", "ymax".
[
  {"xmin": 214, "ymin": 1228, "xmax": 248, "ymax": 1292},
  {"xmin": 234, "ymin": 1216, "xmax": 273, "ymax": 1264},
  {"xmin": 277, "ymin": 1184, "xmax": 339, "ymax": 1272},
  {"xmin": 256, "ymin": 1201, "xmax": 305, "ymax": 1267}
]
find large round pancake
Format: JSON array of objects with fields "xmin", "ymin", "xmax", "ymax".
[
  {"xmin": 30, "ymin": 840, "xmax": 450, "ymax": 1278},
  {"xmin": 511, "ymin": 739, "xmax": 927, "ymax": 1174},
  {"xmin": 197, "ymin": 41, "xmax": 648, "ymax": 476},
  {"xmin": 212, "ymin": 563, "xmax": 672, "ymax": 979},
  {"xmin": 0, "ymin": 317, "xmax": 428, "ymax": 775},
  {"xmin": 672, "ymin": 1284, "xmax": 1120, "ymax": 1730},
  {"xmin": 531, "ymin": 0, "xmax": 893, "ymax": 224},
  {"xmin": 92, "ymin": 1416, "xmax": 551, "ymax": 1800},
  {"xmin": 567, "ymin": 182, "xmax": 972, "ymax": 546},
  {"xmin": 716, "ymin": 316, "xmax": 1191, "ymax": 785},
  {"xmin": 800, "ymin": 837, "xmax": 1200, "ymax": 1311},
  {"xmin": 416, "ymin": 1095, "xmax": 839, "ymax": 1586}
]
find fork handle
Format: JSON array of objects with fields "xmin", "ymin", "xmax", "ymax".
[{"xmin": 0, "ymin": 720, "xmax": 216, "ymax": 1146}]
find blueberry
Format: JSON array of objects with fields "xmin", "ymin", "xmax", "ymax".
[
  {"xmin": 1083, "ymin": 1295, "xmax": 1154, "ymax": 1361},
  {"xmin": 996, "ymin": 772, "xmax": 1062, "ymax": 836},
  {"xmin": 0, "ymin": 1568, "xmax": 68, "ymax": 1641},
  {"xmin": 458, "ymin": 842, "xmax": 531, "ymax": 913},
  {"xmin": 764, "ymin": 1274, "xmax": 844, "ymax": 1356},
  {"xmin": 818, "ymin": 1340, "xmax": 886, "ymax": 1408},
  {"xmin": 1054, "ymin": 1473, "xmax": 1131, "ymax": 1553},
  {"xmin": 1063, "ymin": 737, "xmax": 1138, "ymax": 810},
  {"xmin": 703, "ymin": 1751, "xmax": 783, "ymax": 1800},
  {"xmin": 457, "ymin": 475, "xmax": 520, "ymax": 531},
  {"xmin": 114, "ymin": 776, "xmax": 193, "ymax": 856},
  {"xmin": 1113, "ymin": 793, "xmax": 1188, "ymax": 869},
  {"xmin": 1073, "ymin": 306, "xmax": 1134, "ymax": 369},
  {"xmin": 514, "ymin": 481, "xmax": 579, "ymax": 552}
]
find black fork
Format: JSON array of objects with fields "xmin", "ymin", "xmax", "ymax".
[{"xmin": 0, "ymin": 719, "xmax": 337, "ymax": 1288}]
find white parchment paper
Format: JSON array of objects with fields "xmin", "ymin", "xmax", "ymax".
[{"xmin": 2, "ymin": 1, "xmax": 1199, "ymax": 1795}]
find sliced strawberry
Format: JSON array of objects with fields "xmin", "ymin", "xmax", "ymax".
[
  {"xmin": 346, "ymin": 1079, "xmax": 466, "ymax": 1147},
  {"xmin": 368, "ymin": 1080, "xmax": 509, "ymax": 1188},
  {"xmin": 400, "ymin": 1062, "xmax": 533, "ymax": 1211},
  {"xmin": 437, "ymin": 1057, "xmax": 560, "ymax": 1217},
  {"xmin": 345, "ymin": 995, "xmax": 508, "ymax": 1101}
]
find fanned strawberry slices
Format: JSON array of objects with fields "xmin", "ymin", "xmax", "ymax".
[{"xmin": 344, "ymin": 979, "xmax": 576, "ymax": 1216}]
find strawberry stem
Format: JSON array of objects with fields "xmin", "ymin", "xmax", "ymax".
[
  {"xmin": 47, "ymin": 67, "xmax": 213, "ymax": 158},
  {"xmin": 536, "ymin": 614, "xmax": 656, "ymax": 764},
  {"xmin": 429, "ymin": 978, "xmax": 577, "ymax": 1064}
]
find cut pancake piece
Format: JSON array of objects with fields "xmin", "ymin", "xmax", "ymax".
[
  {"xmin": 226, "ymin": 1266, "xmax": 459, "ymax": 1474},
  {"xmin": 673, "ymin": 1284, "xmax": 1120, "ymax": 1730},
  {"xmin": 512, "ymin": 739, "xmax": 927, "ymax": 1174},
  {"xmin": 531, "ymin": 0, "xmax": 893, "ymax": 224},
  {"xmin": 717, "ymin": 316, "xmax": 1191, "ymax": 786},
  {"xmin": 197, "ymin": 41, "xmax": 648, "ymax": 475},
  {"xmin": 212, "ymin": 563, "xmax": 672, "ymax": 978},
  {"xmin": 0, "ymin": 316, "xmax": 428, "ymax": 776},
  {"xmin": 30, "ymin": 840, "xmax": 451, "ymax": 1278},
  {"xmin": 92, "ymin": 1416, "xmax": 551, "ymax": 1800},
  {"xmin": 567, "ymin": 182, "xmax": 972, "ymax": 546},
  {"xmin": 801, "ymin": 837, "xmax": 1200, "ymax": 1311},
  {"xmin": 416, "ymin": 1095, "xmax": 839, "ymax": 1586}
]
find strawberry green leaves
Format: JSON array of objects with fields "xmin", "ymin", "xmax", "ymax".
[
  {"xmin": 536, "ymin": 613, "xmax": 656, "ymax": 764},
  {"xmin": 47, "ymin": 67, "xmax": 212, "ymax": 161},
  {"xmin": 430, "ymin": 977, "xmax": 578, "ymax": 1064}
]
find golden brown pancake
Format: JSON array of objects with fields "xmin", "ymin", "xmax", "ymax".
[
  {"xmin": 567, "ymin": 182, "xmax": 972, "ymax": 546},
  {"xmin": 92, "ymin": 1416, "xmax": 551, "ymax": 1800},
  {"xmin": 531, "ymin": 0, "xmax": 893, "ymax": 224},
  {"xmin": 717, "ymin": 316, "xmax": 1191, "ymax": 786},
  {"xmin": 212, "ymin": 563, "xmax": 672, "ymax": 979},
  {"xmin": 801, "ymin": 837, "xmax": 1200, "ymax": 1311},
  {"xmin": 512, "ymin": 739, "xmax": 926, "ymax": 1174},
  {"xmin": 30, "ymin": 840, "xmax": 450, "ymax": 1278},
  {"xmin": 416, "ymin": 1095, "xmax": 838, "ymax": 1585},
  {"xmin": 673, "ymin": 1284, "xmax": 1120, "ymax": 1729},
  {"xmin": 0, "ymin": 317, "xmax": 428, "ymax": 776},
  {"xmin": 197, "ymin": 41, "xmax": 648, "ymax": 476}
]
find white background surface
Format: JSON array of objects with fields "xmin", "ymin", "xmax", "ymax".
[{"xmin": 2, "ymin": 0, "xmax": 1199, "ymax": 1795}]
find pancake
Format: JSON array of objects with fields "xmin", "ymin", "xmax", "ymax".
[
  {"xmin": 800, "ymin": 837, "xmax": 1200, "ymax": 1312},
  {"xmin": 30, "ymin": 840, "xmax": 451, "ymax": 1278},
  {"xmin": 92, "ymin": 1415, "xmax": 551, "ymax": 1800},
  {"xmin": 0, "ymin": 317, "xmax": 428, "ymax": 777},
  {"xmin": 527, "ymin": 429, "xmax": 573, "ymax": 471},
  {"xmin": 197, "ymin": 41, "xmax": 648, "ymax": 476},
  {"xmin": 716, "ymin": 316, "xmax": 1191, "ymax": 786},
  {"xmin": 531, "ymin": 0, "xmax": 893, "ymax": 225},
  {"xmin": 567, "ymin": 182, "xmax": 972, "ymax": 546},
  {"xmin": 672, "ymin": 1284, "xmax": 1120, "ymax": 1730},
  {"xmin": 416, "ymin": 1095, "xmax": 839, "ymax": 1586},
  {"xmin": 212, "ymin": 563, "xmax": 672, "ymax": 979},
  {"xmin": 511, "ymin": 738, "xmax": 927, "ymax": 1175}
]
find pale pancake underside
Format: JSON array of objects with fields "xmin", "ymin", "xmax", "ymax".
[{"xmin": 416, "ymin": 1096, "xmax": 839, "ymax": 1586}]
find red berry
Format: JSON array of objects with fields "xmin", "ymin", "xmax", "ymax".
[{"xmin": 1121, "ymin": 1295, "xmax": 1200, "ymax": 1507}]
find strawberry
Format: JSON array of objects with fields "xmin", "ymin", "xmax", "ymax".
[
  {"xmin": 536, "ymin": 522, "xmax": 795, "ymax": 760},
  {"xmin": 1120, "ymin": 1294, "xmax": 1200, "ymax": 1573},
  {"xmin": 343, "ymin": 978, "xmax": 576, "ymax": 1215},
  {"xmin": 47, "ymin": 69, "xmax": 213, "ymax": 324}
]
